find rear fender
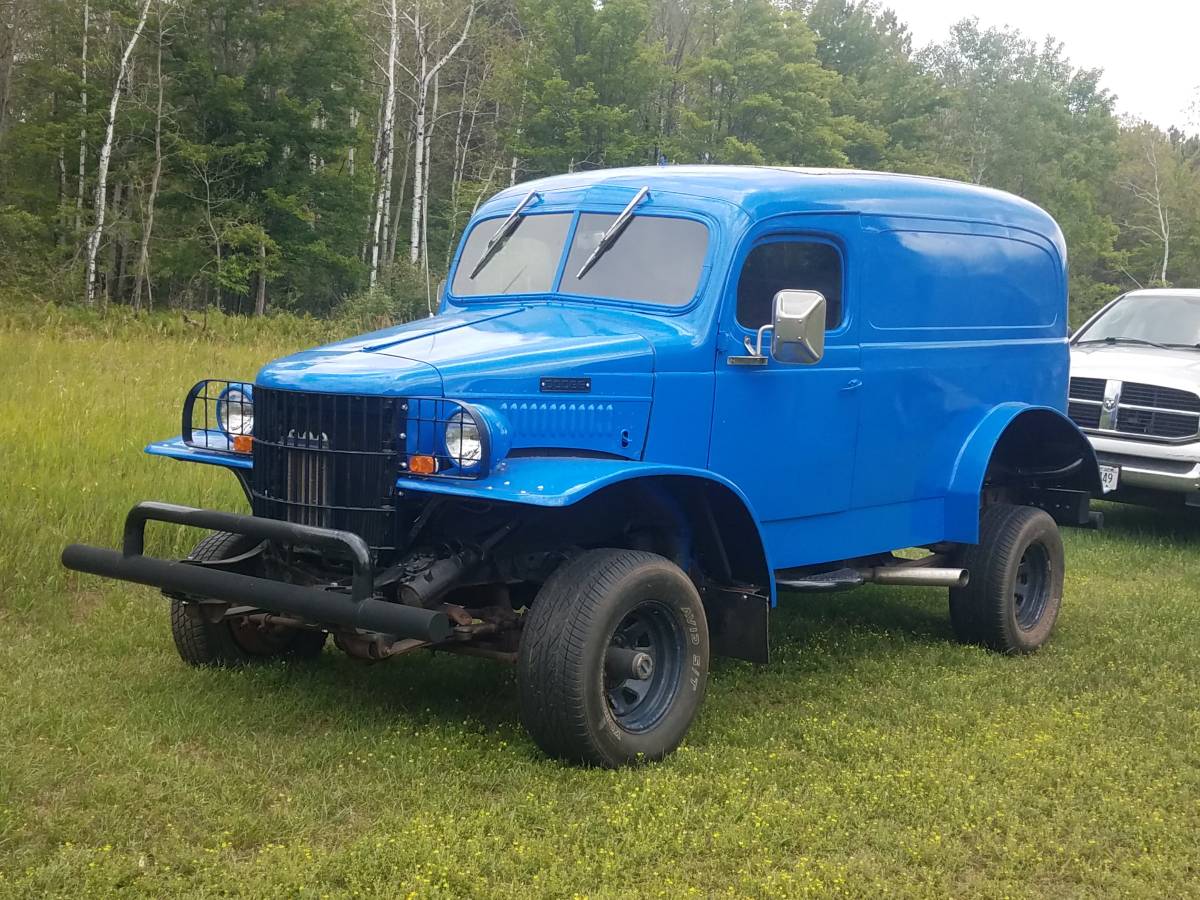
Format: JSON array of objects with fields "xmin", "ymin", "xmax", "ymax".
[{"xmin": 946, "ymin": 404, "xmax": 1100, "ymax": 542}]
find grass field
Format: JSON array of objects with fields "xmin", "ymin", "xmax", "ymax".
[{"xmin": 1, "ymin": 317, "xmax": 1199, "ymax": 897}]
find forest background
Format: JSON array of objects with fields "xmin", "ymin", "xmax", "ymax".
[{"xmin": 0, "ymin": 0, "xmax": 1197, "ymax": 326}]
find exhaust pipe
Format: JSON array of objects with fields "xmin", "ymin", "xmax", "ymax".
[
  {"xmin": 62, "ymin": 544, "xmax": 451, "ymax": 643},
  {"xmin": 858, "ymin": 566, "xmax": 969, "ymax": 588}
]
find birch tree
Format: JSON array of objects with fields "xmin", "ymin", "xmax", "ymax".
[
  {"xmin": 444, "ymin": 57, "xmax": 491, "ymax": 270},
  {"xmin": 385, "ymin": 116, "xmax": 414, "ymax": 265},
  {"xmin": 76, "ymin": 0, "xmax": 88, "ymax": 233},
  {"xmin": 403, "ymin": 0, "xmax": 474, "ymax": 268},
  {"xmin": 83, "ymin": 0, "xmax": 154, "ymax": 304},
  {"xmin": 368, "ymin": 0, "xmax": 399, "ymax": 287},
  {"xmin": 0, "ymin": 0, "xmax": 25, "ymax": 146},
  {"xmin": 132, "ymin": 2, "xmax": 168, "ymax": 311},
  {"xmin": 1114, "ymin": 123, "xmax": 1200, "ymax": 287},
  {"xmin": 1128, "ymin": 132, "xmax": 1171, "ymax": 285}
]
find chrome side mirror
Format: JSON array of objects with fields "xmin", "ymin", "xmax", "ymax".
[
  {"xmin": 771, "ymin": 290, "xmax": 826, "ymax": 364},
  {"xmin": 726, "ymin": 288, "xmax": 828, "ymax": 367}
]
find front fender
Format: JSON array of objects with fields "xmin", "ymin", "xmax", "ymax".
[
  {"xmin": 945, "ymin": 403, "xmax": 1100, "ymax": 543},
  {"xmin": 397, "ymin": 456, "xmax": 777, "ymax": 601},
  {"xmin": 397, "ymin": 455, "xmax": 755, "ymax": 510},
  {"xmin": 146, "ymin": 435, "xmax": 252, "ymax": 470}
]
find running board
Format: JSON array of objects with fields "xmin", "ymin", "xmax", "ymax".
[{"xmin": 778, "ymin": 565, "xmax": 969, "ymax": 593}]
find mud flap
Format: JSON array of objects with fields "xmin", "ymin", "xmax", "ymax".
[{"xmin": 700, "ymin": 585, "xmax": 769, "ymax": 664}]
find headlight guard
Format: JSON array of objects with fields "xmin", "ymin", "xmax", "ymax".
[
  {"xmin": 400, "ymin": 398, "xmax": 510, "ymax": 479},
  {"xmin": 183, "ymin": 379, "xmax": 255, "ymax": 454}
]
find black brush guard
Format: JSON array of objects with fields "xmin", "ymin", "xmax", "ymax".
[{"xmin": 61, "ymin": 502, "xmax": 451, "ymax": 642}]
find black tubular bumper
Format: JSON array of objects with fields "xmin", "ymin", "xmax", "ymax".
[{"xmin": 61, "ymin": 502, "xmax": 451, "ymax": 642}]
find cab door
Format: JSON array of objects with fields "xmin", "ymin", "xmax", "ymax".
[{"xmin": 708, "ymin": 228, "xmax": 861, "ymax": 524}]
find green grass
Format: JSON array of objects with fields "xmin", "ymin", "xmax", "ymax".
[{"xmin": 2, "ymin": 321, "xmax": 1199, "ymax": 897}]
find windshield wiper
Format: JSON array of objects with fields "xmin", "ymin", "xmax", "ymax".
[
  {"xmin": 1075, "ymin": 336, "xmax": 1171, "ymax": 350},
  {"xmin": 575, "ymin": 186, "xmax": 650, "ymax": 279},
  {"xmin": 469, "ymin": 189, "xmax": 540, "ymax": 279}
]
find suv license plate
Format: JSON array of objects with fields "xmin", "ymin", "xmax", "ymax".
[{"xmin": 1099, "ymin": 464, "xmax": 1120, "ymax": 494}]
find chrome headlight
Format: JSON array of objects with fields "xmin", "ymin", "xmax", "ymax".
[
  {"xmin": 444, "ymin": 410, "xmax": 482, "ymax": 468},
  {"xmin": 217, "ymin": 387, "xmax": 254, "ymax": 436}
]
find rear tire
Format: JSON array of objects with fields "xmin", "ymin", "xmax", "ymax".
[
  {"xmin": 168, "ymin": 531, "xmax": 326, "ymax": 667},
  {"xmin": 518, "ymin": 549, "xmax": 709, "ymax": 767},
  {"xmin": 950, "ymin": 504, "xmax": 1064, "ymax": 653}
]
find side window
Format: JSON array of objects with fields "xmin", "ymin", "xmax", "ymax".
[{"xmin": 735, "ymin": 240, "xmax": 843, "ymax": 330}]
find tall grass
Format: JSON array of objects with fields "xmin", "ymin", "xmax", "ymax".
[
  {"xmin": 0, "ymin": 328, "xmax": 299, "ymax": 620},
  {"xmin": 1, "ymin": 317, "xmax": 1199, "ymax": 897}
]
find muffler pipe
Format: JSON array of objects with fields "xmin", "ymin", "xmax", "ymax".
[{"xmin": 858, "ymin": 566, "xmax": 969, "ymax": 588}]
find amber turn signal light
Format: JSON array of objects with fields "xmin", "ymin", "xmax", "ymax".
[
  {"xmin": 231, "ymin": 434, "xmax": 253, "ymax": 454},
  {"xmin": 408, "ymin": 454, "xmax": 437, "ymax": 475}
]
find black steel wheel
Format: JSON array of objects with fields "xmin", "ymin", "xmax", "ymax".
[
  {"xmin": 950, "ymin": 504, "xmax": 1064, "ymax": 653},
  {"xmin": 605, "ymin": 601, "xmax": 686, "ymax": 733},
  {"xmin": 168, "ymin": 531, "xmax": 326, "ymax": 667},
  {"xmin": 1012, "ymin": 541, "xmax": 1052, "ymax": 630},
  {"xmin": 518, "ymin": 549, "xmax": 709, "ymax": 767}
]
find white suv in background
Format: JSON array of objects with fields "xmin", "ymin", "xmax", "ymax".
[{"xmin": 1068, "ymin": 289, "xmax": 1200, "ymax": 508}]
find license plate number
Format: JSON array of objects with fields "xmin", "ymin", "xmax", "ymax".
[{"xmin": 1099, "ymin": 464, "xmax": 1120, "ymax": 494}]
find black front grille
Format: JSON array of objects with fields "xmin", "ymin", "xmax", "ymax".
[
  {"xmin": 1067, "ymin": 377, "xmax": 1106, "ymax": 431},
  {"xmin": 1069, "ymin": 377, "xmax": 1106, "ymax": 402},
  {"xmin": 1120, "ymin": 382, "xmax": 1200, "ymax": 413},
  {"xmin": 1067, "ymin": 400, "xmax": 1101, "ymax": 430},
  {"xmin": 1116, "ymin": 407, "xmax": 1198, "ymax": 440},
  {"xmin": 251, "ymin": 388, "xmax": 402, "ymax": 552}
]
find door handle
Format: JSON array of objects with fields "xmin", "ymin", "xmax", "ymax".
[{"xmin": 841, "ymin": 378, "xmax": 862, "ymax": 392}]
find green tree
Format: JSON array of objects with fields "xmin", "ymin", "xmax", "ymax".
[
  {"xmin": 0, "ymin": 0, "xmax": 1194, "ymax": 324},
  {"xmin": 670, "ymin": 0, "xmax": 858, "ymax": 166},
  {"xmin": 511, "ymin": 0, "xmax": 663, "ymax": 176},
  {"xmin": 166, "ymin": 0, "xmax": 367, "ymax": 312},
  {"xmin": 922, "ymin": 20, "xmax": 1121, "ymax": 321},
  {"xmin": 802, "ymin": 0, "xmax": 945, "ymax": 172},
  {"xmin": 1108, "ymin": 123, "xmax": 1200, "ymax": 290}
]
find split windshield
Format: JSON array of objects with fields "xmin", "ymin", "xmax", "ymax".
[
  {"xmin": 452, "ymin": 213, "xmax": 571, "ymax": 296},
  {"xmin": 1075, "ymin": 293, "xmax": 1200, "ymax": 349},
  {"xmin": 451, "ymin": 211, "xmax": 709, "ymax": 307}
]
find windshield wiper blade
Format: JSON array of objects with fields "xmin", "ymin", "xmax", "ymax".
[
  {"xmin": 1076, "ymin": 336, "xmax": 1171, "ymax": 350},
  {"xmin": 469, "ymin": 189, "xmax": 540, "ymax": 279},
  {"xmin": 575, "ymin": 186, "xmax": 650, "ymax": 280}
]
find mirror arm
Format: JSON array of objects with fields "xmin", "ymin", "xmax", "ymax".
[
  {"xmin": 743, "ymin": 324, "xmax": 773, "ymax": 357},
  {"xmin": 729, "ymin": 324, "xmax": 773, "ymax": 367}
]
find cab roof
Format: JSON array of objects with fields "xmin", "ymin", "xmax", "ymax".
[{"xmin": 483, "ymin": 165, "xmax": 1063, "ymax": 244}]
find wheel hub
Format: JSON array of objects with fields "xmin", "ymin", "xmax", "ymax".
[
  {"xmin": 603, "ymin": 601, "xmax": 684, "ymax": 733},
  {"xmin": 605, "ymin": 646, "xmax": 655, "ymax": 681}
]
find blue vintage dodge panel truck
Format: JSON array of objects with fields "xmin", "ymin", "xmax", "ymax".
[{"xmin": 64, "ymin": 166, "xmax": 1100, "ymax": 766}]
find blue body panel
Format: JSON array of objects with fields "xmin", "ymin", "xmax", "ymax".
[{"xmin": 160, "ymin": 166, "xmax": 1083, "ymax": 599}]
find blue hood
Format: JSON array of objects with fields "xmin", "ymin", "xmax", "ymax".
[{"xmin": 256, "ymin": 305, "xmax": 660, "ymax": 457}]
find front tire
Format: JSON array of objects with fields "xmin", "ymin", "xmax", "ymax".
[
  {"xmin": 169, "ymin": 531, "xmax": 327, "ymax": 667},
  {"xmin": 950, "ymin": 504, "xmax": 1064, "ymax": 653},
  {"xmin": 518, "ymin": 549, "xmax": 709, "ymax": 767}
]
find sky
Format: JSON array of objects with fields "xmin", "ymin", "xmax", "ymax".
[{"xmin": 884, "ymin": 0, "xmax": 1200, "ymax": 133}]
